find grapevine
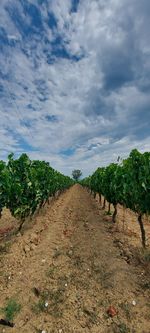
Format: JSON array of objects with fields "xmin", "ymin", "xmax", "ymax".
[
  {"xmin": 81, "ymin": 149, "xmax": 150, "ymax": 247},
  {"xmin": 0, "ymin": 153, "xmax": 74, "ymax": 230}
]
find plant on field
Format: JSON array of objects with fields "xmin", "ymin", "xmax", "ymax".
[
  {"xmin": 81, "ymin": 149, "xmax": 150, "ymax": 248},
  {"xmin": 0, "ymin": 153, "xmax": 74, "ymax": 230},
  {"xmin": 0, "ymin": 160, "xmax": 9, "ymax": 218},
  {"xmin": 0, "ymin": 298, "xmax": 21, "ymax": 322}
]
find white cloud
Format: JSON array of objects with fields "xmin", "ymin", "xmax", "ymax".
[{"xmin": 0, "ymin": 0, "xmax": 150, "ymax": 176}]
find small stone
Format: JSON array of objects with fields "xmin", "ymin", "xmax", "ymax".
[
  {"xmin": 42, "ymin": 259, "xmax": 46, "ymax": 263},
  {"xmin": 30, "ymin": 243, "xmax": 37, "ymax": 251},
  {"xmin": 30, "ymin": 233, "xmax": 39, "ymax": 245},
  {"xmin": 24, "ymin": 245, "xmax": 30, "ymax": 253},
  {"xmin": 107, "ymin": 306, "xmax": 117, "ymax": 317},
  {"xmin": 132, "ymin": 300, "xmax": 136, "ymax": 306},
  {"xmin": 76, "ymin": 293, "xmax": 81, "ymax": 300},
  {"xmin": 125, "ymin": 249, "xmax": 132, "ymax": 258},
  {"xmin": 45, "ymin": 301, "xmax": 48, "ymax": 308},
  {"xmin": 17, "ymin": 232, "xmax": 21, "ymax": 237},
  {"xmin": 18, "ymin": 320, "xmax": 25, "ymax": 328}
]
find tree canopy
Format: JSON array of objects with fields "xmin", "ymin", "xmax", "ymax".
[{"xmin": 72, "ymin": 169, "xmax": 82, "ymax": 181}]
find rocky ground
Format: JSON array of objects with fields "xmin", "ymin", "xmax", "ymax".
[{"xmin": 0, "ymin": 184, "xmax": 150, "ymax": 333}]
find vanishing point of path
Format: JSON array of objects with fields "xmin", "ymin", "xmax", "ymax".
[{"xmin": 0, "ymin": 185, "xmax": 150, "ymax": 333}]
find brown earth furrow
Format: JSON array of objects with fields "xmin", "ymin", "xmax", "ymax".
[{"xmin": 0, "ymin": 185, "xmax": 150, "ymax": 333}]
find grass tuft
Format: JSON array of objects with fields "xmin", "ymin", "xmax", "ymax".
[{"xmin": 0, "ymin": 298, "xmax": 21, "ymax": 321}]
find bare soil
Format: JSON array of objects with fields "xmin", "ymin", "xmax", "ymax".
[
  {"xmin": 0, "ymin": 185, "xmax": 150, "ymax": 333},
  {"xmin": 98, "ymin": 195, "xmax": 150, "ymax": 248}
]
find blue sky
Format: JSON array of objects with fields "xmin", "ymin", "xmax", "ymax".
[{"xmin": 0, "ymin": 0, "xmax": 150, "ymax": 176}]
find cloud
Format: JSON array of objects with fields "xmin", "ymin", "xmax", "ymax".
[{"xmin": 0, "ymin": 0, "xmax": 150, "ymax": 176}]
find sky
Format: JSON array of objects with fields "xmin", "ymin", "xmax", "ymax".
[{"xmin": 0, "ymin": 0, "xmax": 150, "ymax": 177}]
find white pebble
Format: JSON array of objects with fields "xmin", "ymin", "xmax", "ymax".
[
  {"xmin": 132, "ymin": 300, "xmax": 136, "ymax": 306},
  {"xmin": 65, "ymin": 283, "xmax": 68, "ymax": 287},
  {"xmin": 45, "ymin": 302, "xmax": 48, "ymax": 307}
]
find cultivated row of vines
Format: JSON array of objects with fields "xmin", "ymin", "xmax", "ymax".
[
  {"xmin": 0, "ymin": 153, "xmax": 74, "ymax": 229},
  {"xmin": 81, "ymin": 149, "xmax": 150, "ymax": 248}
]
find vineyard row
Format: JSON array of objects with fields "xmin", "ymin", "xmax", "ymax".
[
  {"xmin": 0, "ymin": 153, "xmax": 74, "ymax": 230},
  {"xmin": 81, "ymin": 149, "xmax": 150, "ymax": 248}
]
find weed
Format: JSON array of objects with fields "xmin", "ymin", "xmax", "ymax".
[
  {"xmin": 31, "ymin": 289, "xmax": 50, "ymax": 314},
  {"xmin": 143, "ymin": 250, "xmax": 150, "ymax": 263},
  {"xmin": 0, "ymin": 298, "xmax": 21, "ymax": 321},
  {"xmin": 66, "ymin": 250, "xmax": 74, "ymax": 258},
  {"xmin": 32, "ymin": 287, "xmax": 66, "ymax": 318},
  {"xmin": 0, "ymin": 242, "xmax": 11, "ymax": 254},
  {"xmin": 46, "ymin": 264, "xmax": 56, "ymax": 278},
  {"xmin": 111, "ymin": 322, "xmax": 130, "ymax": 333},
  {"xmin": 73, "ymin": 255, "xmax": 83, "ymax": 268},
  {"xmin": 97, "ymin": 299, "xmax": 109, "ymax": 307},
  {"xmin": 141, "ymin": 280, "xmax": 150, "ymax": 290},
  {"xmin": 118, "ymin": 322, "xmax": 129, "ymax": 333},
  {"xmin": 91, "ymin": 263, "xmax": 113, "ymax": 288},
  {"xmin": 69, "ymin": 271, "xmax": 76, "ymax": 279},
  {"xmin": 119, "ymin": 302, "xmax": 131, "ymax": 319},
  {"xmin": 45, "ymin": 288, "xmax": 65, "ymax": 318},
  {"xmin": 31, "ymin": 299, "xmax": 46, "ymax": 314},
  {"xmin": 49, "ymin": 288, "xmax": 66, "ymax": 305},
  {"xmin": 83, "ymin": 307, "xmax": 98, "ymax": 324},
  {"xmin": 58, "ymin": 275, "xmax": 68, "ymax": 288}
]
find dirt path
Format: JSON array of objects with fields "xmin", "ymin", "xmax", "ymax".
[{"xmin": 0, "ymin": 185, "xmax": 150, "ymax": 333}]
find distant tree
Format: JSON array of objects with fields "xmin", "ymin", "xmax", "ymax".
[{"xmin": 72, "ymin": 169, "xmax": 82, "ymax": 181}]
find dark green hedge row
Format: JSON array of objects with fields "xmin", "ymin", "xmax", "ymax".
[
  {"xmin": 0, "ymin": 153, "xmax": 74, "ymax": 225},
  {"xmin": 81, "ymin": 149, "xmax": 150, "ymax": 247}
]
